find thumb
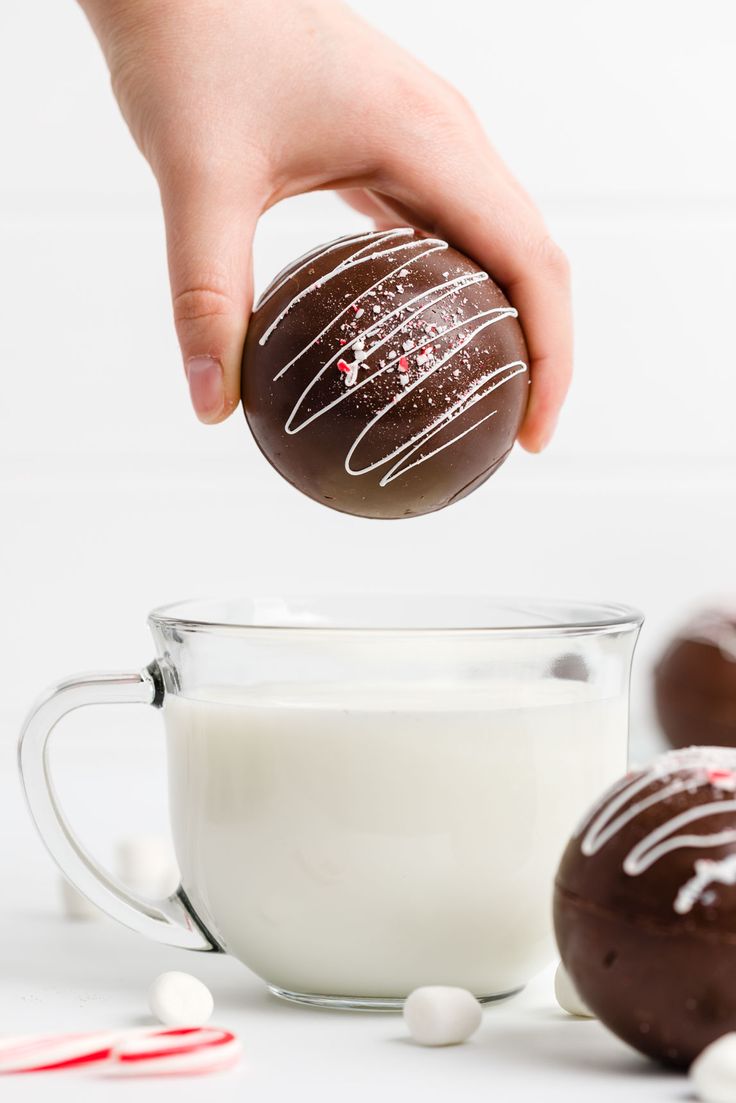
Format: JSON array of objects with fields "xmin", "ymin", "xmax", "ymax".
[{"xmin": 160, "ymin": 176, "xmax": 257, "ymax": 423}]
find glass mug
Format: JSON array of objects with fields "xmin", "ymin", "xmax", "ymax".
[{"xmin": 18, "ymin": 597, "xmax": 642, "ymax": 1010}]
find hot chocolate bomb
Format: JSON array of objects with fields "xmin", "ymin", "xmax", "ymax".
[
  {"xmin": 655, "ymin": 611, "xmax": 736, "ymax": 749},
  {"xmin": 555, "ymin": 747, "xmax": 736, "ymax": 1067},
  {"xmin": 242, "ymin": 229, "xmax": 529, "ymax": 518}
]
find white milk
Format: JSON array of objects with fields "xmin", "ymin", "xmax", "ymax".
[{"xmin": 165, "ymin": 680, "xmax": 626, "ymax": 998}]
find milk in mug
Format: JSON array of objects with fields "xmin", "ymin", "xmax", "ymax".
[{"xmin": 165, "ymin": 678, "xmax": 626, "ymax": 999}]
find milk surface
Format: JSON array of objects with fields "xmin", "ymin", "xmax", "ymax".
[{"xmin": 165, "ymin": 680, "xmax": 626, "ymax": 998}]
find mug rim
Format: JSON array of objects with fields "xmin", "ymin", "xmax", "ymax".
[{"xmin": 147, "ymin": 596, "xmax": 644, "ymax": 638}]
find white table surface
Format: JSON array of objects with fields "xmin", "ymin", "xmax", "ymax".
[
  {"xmin": 0, "ymin": 712, "xmax": 689, "ymax": 1102},
  {"xmin": 0, "ymin": 910, "xmax": 689, "ymax": 1103}
]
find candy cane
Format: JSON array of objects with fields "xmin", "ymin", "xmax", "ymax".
[
  {"xmin": 109, "ymin": 1027, "xmax": 241, "ymax": 1077},
  {"xmin": 0, "ymin": 1026, "xmax": 240, "ymax": 1077},
  {"xmin": 0, "ymin": 1030, "xmax": 124, "ymax": 1073}
]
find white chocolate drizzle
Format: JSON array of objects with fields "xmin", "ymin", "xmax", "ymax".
[
  {"xmin": 675, "ymin": 854, "xmax": 736, "ymax": 915},
  {"xmin": 253, "ymin": 230, "xmax": 529, "ymax": 488},
  {"xmin": 579, "ymin": 747, "xmax": 736, "ymax": 915}
]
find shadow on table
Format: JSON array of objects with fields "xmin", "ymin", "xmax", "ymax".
[{"xmin": 386, "ymin": 999, "xmax": 687, "ymax": 1090}]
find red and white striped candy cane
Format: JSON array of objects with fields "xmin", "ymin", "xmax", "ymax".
[
  {"xmin": 0, "ymin": 1026, "xmax": 241, "ymax": 1077},
  {"xmin": 109, "ymin": 1027, "xmax": 241, "ymax": 1076},
  {"xmin": 0, "ymin": 1030, "xmax": 124, "ymax": 1073}
]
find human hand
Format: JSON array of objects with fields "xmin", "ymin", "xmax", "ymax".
[{"xmin": 79, "ymin": 0, "xmax": 571, "ymax": 450}]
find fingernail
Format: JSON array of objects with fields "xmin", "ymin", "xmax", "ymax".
[{"xmin": 186, "ymin": 356, "xmax": 224, "ymax": 421}]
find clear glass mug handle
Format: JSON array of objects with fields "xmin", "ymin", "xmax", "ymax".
[{"xmin": 17, "ymin": 660, "xmax": 220, "ymax": 952}]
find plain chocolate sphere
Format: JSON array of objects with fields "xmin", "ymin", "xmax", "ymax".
[
  {"xmin": 655, "ymin": 611, "xmax": 736, "ymax": 749},
  {"xmin": 242, "ymin": 228, "xmax": 529, "ymax": 519}
]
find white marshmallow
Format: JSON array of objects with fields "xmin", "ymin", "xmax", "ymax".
[
  {"xmin": 403, "ymin": 987, "xmax": 482, "ymax": 1046},
  {"xmin": 116, "ymin": 835, "xmax": 180, "ymax": 898},
  {"xmin": 148, "ymin": 972, "xmax": 214, "ymax": 1028},
  {"xmin": 554, "ymin": 962, "xmax": 594, "ymax": 1018},
  {"xmin": 691, "ymin": 1033, "xmax": 736, "ymax": 1103},
  {"xmin": 59, "ymin": 877, "xmax": 100, "ymax": 920}
]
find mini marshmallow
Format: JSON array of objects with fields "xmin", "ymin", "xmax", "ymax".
[
  {"xmin": 691, "ymin": 1033, "xmax": 736, "ymax": 1103},
  {"xmin": 59, "ymin": 877, "xmax": 100, "ymax": 921},
  {"xmin": 148, "ymin": 972, "xmax": 214, "ymax": 1028},
  {"xmin": 116, "ymin": 835, "xmax": 180, "ymax": 899},
  {"xmin": 554, "ymin": 962, "xmax": 594, "ymax": 1018},
  {"xmin": 403, "ymin": 987, "xmax": 482, "ymax": 1046}
]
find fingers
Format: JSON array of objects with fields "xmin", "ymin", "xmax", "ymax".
[
  {"xmin": 337, "ymin": 188, "xmax": 408, "ymax": 232},
  {"xmin": 499, "ymin": 240, "xmax": 573, "ymax": 452},
  {"xmin": 370, "ymin": 111, "xmax": 573, "ymax": 451},
  {"xmin": 159, "ymin": 172, "xmax": 260, "ymax": 423}
]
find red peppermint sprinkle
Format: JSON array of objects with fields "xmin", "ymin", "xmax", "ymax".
[
  {"xmin": 706, "ymin": 767, "xmax": 736, "ymax": 792},
  {"xmin": 337, "ymin": 359, "xmax": 350, "ymax": 373},
  {"xmin": 339, "ymin": 338, "xmax": 347, "ymax": 345},
  {"xmin": 398, "ymin": 356, "xmax": 409, "ymax": 371}
]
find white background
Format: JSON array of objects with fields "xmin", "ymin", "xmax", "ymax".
[
  {"xmin": 2, "ymin": 1, "xmax": 736, "ymax": 742},
  {"xmin": 0, "ymin": 2, "xmax": 735, "ymax": 1097}
]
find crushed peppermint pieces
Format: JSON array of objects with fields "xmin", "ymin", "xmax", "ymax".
[{"xmin": 707, "ymin": 769, "xmax": 736, "ymax": 792}]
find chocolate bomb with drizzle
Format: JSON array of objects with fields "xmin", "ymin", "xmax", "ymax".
[
  {"xmin": 655, "ymin": 610, "xmax": 736, "ymax": 749},
  {"xmin": 242, "ymin": 229, "xmax": 529, "ymax": 519},
  {"xmin": 554, "ymin": 747, "xmax": 736, "ymax": 1067}
]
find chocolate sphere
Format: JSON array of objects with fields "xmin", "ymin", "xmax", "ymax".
[
  {"xmin": 554, "ymin": 747, "xmax": 736, "ymax": 1067},
  {"xmin": 655, "ymin": 611, "xmax": 736, "ymax": 749},
  {"xmin": 242, "ymin": 229, "xmax": 529, "ymax": 519}
]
